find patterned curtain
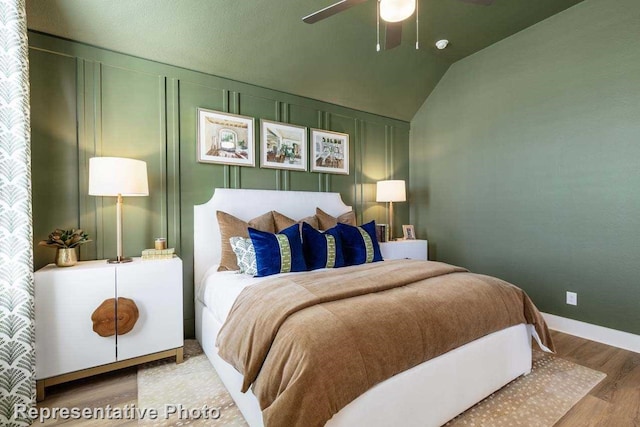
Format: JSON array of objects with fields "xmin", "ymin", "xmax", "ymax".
[{"xmin": 0, "ymin": 0, "xmax": 35, "ymax": 425}]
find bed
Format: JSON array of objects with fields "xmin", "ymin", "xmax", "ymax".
[{"xmin": 194, "ymin": 188, "xmax": 552, "ymax": 427}]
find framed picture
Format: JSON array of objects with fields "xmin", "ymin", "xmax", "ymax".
[
  {"xmin": 260, "ymin": 120, "xmax": 308, "ymax": 171},
  {"xmin": 310, "ymin": 129, "xmax": 349, "ymax": 175},
  {"xmin": 402, "ymin": 225, "xmax": 416, "ymax": 240},
  {"xmin": 197, "ymin": 108, "xmax": 255, "ymax": 167}
]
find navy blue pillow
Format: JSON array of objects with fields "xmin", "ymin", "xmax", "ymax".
[
  {"xmin": 337, "ymin": 221, "xmax": 383, "ymax": 266},
  {"xmin": 248, "ymin": 223, "xmax": 307, "ymax": 277},
  {"xmin": 301, "ymin": 222, "xmax": 345, "ymax": 270}
]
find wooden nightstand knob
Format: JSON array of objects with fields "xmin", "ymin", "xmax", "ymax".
[{"xmin": 91, "ymin": 297, "xmax": 139, "ymax": 337}]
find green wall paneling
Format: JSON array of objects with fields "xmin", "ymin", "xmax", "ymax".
[
  {"xmin": 30, "ymin": 48, "xmax": 79, "ymax": 269},
  {"xmin": 177, "ymin": 80, "xmax": 230, "ymax": 334},
  {"xmin": 236, "ymin": 92, "xmax": 280, "ymax": 190},
  {"xmin": 28, "ymin": 31, "xmax": 410, "ymax": 336},
  {"xmin": 166, "ymin": 78, "xmax": 181, "ymax": 260},
  {"xmin": 77, "ymin": 59, "xmax": 97, "ymax": 262},
  {"xmin": 358, "ymin": 120, "xmax": 387, "ymax": 227},
  {"xmin": 98, "ymin": 65, "xmax": 167, "ymax": 260},
  {"xmin": 391, "ymin": 126, "xmax": 410, "ymax": 240},
  {"xmin": 409, "ymin": 0, "xmax": 640, "ymax": 335},
  {"xmin": 324, "ymin": 112, "xmax": 357, "ymax": 209},
  {"xmin": 286, "ymin": 102, "xmax": 324, "ymax": 192}
]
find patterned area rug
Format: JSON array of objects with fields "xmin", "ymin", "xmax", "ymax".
[
  {"xmin": 138, "ymin": 341, "xmax": 605, "ymax": 427},
  {"xmin": 138, "ymin": 340, "xmax": 247, "ymax": 426},
  {"xmin": 446, "ymin": 350, "xmax": 606, "ymax": 426}
]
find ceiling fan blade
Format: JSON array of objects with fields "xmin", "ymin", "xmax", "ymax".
[
  {"xmin": 303, "ymin": 0, "xmax": 370, "ymax": 24},
  {"xmin": 457, "ymin": 0, "xmax": 494, "ymax": 5},
  {"xmin": 385, "ymin": 22, "xmax": 402, "ymax": 50}
]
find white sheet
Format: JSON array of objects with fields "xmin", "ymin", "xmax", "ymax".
[{"xmin": 197, "ymin": 266, "xmax": 315, "ymax": 324}]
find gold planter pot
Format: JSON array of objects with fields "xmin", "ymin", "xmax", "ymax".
[{"xmin": 55, "ymin": 248, "xmax": 78, "ymax": 267}]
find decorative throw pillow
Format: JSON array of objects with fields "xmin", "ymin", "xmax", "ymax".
[
  {"xmin": 229, "ymin": 237, "xmax": 257, "ymax": 276},
  {"xmin": 316, "ymin": 207, "xmax": 356, "ymax": 230},
  {"xmin": 217, "ymin": 211, "xmax": 275, "ymax": 271},
  {"xmin": 249, "ymin": 223, "xmax": 307, "ymax": 277},
  {"xmin": 337, "ymin": 221, "xmax": 383, "ymax": 266},
  {"xmin": 272, "ymin": 210, "xmax": 319, "ymax": 232},
  {"xmin": 301, "ymin": 222, "xmax": 345, "ymax": 270}
]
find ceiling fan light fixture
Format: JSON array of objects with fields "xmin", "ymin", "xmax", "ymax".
[{"xmin": 380, "ymin": 0, "xmax": 416, "ymax": 23}]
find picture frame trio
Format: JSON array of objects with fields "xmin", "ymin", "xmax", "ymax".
[{"xmin": 197, "ymin": 108, "xmax": 349, "ymax": 175}]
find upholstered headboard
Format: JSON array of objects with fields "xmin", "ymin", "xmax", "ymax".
[{"xmin": 193, "ymin": 188, "xmax": 351, "ymax": 285}]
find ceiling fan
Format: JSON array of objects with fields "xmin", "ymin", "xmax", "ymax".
[{"xmin": 303, "ymin": 0, "xmax": 494, "ymax": 51}]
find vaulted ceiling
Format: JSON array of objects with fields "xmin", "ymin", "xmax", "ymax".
[{"xmin": 26, "ymin": 0, "xmax": 584, "ymax": 121}]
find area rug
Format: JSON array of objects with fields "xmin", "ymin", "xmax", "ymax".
[
  {"xmin": 446, "ymin": 350, "xmax": 606, "ymax": 426},
  {"xmin": 138, "ymin": 340, "xmax": 247, "ymax": 426},
  {"xmin": 138, "ymin": 341, "xmax": 605, "ymax": 427}
]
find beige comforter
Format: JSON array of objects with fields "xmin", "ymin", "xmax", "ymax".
[{"xmin": 217, "ymin": 259, "xmax": 554, "ymax": 427}]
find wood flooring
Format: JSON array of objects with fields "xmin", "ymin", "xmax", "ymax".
[
  {"xmin": 37, "ymin": 330, "xmax": 640, "ymax": 426},
  {"xmin": 551, "ymin": 331, "xmax": 640, "ymax": 426}
]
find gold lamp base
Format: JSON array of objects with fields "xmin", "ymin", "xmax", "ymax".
[
  {"xmin": 106, "ymin": 194, "xmax": 133, "ymax": 265},
  {"xmin": 107, "ymin": 256, "xmax": 133, "ymax": 264}
]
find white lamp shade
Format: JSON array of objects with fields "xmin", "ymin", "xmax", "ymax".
[
  {"xmin": 89, "ymin": 157, "xmax": 149, "ymax": 196},
  {"xmin": 380, "ymin": 0, "xmax": 416, "ymax": 23},
  {"xmin": 376, "ymin": 180, "xmax": 406, "ymax": 202}
]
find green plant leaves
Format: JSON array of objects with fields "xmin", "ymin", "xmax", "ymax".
[{"xmin": 38, "ymin": 228, "xmax": 91, "ymax": 248}]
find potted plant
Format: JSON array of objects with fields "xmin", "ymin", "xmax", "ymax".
[{"xmin": 39, "ymin": 229, "xmax": 91, "ymax": 267}]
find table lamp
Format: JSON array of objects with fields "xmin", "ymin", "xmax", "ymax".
[
  {"xmin": 89, "ymin": 157, "xmax": 149, "ymax": 263},
  {"xmin": 376, "ymin": 180, "xmax": 406, "ymax": 240}
]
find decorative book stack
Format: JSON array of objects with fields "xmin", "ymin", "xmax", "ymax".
[{"xmin": 141, "ymin": 248, "xmax": 176, "ymax": 260}]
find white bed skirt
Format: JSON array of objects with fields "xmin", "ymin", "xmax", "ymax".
[{"xmin": 196, "ymin": 300, "xmax": 532, "ymax": 427}]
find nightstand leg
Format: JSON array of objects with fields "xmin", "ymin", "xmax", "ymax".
[
  {"xmin": 36, "ymin": 380, "xmax": 46, "ymax": 402},
  {"xmin": 176, "ymin": 347, "xmax": 184, "ymax": 364}
]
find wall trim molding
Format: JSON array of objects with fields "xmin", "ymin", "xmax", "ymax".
[{"xmin": 542, "ymin": 313, "xmax": 640, "ymax": 354}]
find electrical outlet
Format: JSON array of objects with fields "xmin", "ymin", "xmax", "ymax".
[{"xmin": 566, "ymin": 291, "xmax": 578, "ymax": 306}]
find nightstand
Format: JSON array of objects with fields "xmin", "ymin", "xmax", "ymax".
[
  {"xmin": 34, "ymin": 257, "xmax": 184, "ymax": 401},
  {"xmin": 379, "ymin": 239, "xmax": 428, "ymax": 261}
]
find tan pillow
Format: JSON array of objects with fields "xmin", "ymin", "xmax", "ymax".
[
  {"xmin": 316, "ymin": 207, "xmax": 356, "ymax": 230},
  {"xmin": 217, "ymin": 211, "xmax": 275, "ymax": 271},
  {"xmin": 272, "ymin": 211, "xmax": 319, "ymax": 232}
]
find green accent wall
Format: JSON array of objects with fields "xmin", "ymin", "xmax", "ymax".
[
  {"xmin": 29, "ymin": 32, "xmax": 410, "ymax": 337},
  {"xmin": 410, "ymin": 0, "xmax": 640, "ymax": 335}
]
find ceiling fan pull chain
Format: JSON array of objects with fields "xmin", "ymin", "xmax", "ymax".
[
  {"xmin": 376, "ymin": 0, "xmax": 381, "ymax": 52},
  {"xmin": 416, "ymin": 0, "xmax": 420, "ymax": 49}
]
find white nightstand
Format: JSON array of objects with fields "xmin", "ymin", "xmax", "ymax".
[
  {"xmin": 34, "ymin": 257, "xmax": 184, "ymax": 401},
  {"xmin": 379, "ymin": 240, "xmax": 428, "ymax": 261}
]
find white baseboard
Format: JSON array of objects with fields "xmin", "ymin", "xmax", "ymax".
[{"xmin": 542, "ymin": 313, "xmax": 640, "ymax": 354}]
